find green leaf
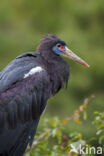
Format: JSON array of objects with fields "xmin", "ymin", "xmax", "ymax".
[
  {"xmin": 96, "ymin": 129, "xmax": 103, "ymax": 135},
  {"xmin": 99, "ymin": 135, "xmax": 104, "ymax": 145},
  {"xmin": 56, "ymin": 129, "xmax": 62, "ymax": 144},
  {"xmin": 52, "ymin": 129, "xmax": 57, "ymax": 137}
]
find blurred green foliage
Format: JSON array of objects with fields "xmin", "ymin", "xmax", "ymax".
[
  {"xmin": 0, "ymin": 0, "xmax": 104, "ymax": 143},
  {"xmin": 25, "ymin": 101, "xmax": 104, "ymax": 156}
]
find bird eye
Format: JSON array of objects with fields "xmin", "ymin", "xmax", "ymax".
[
  {"xmin": 57, "ymin": 44, "xmax": 61, "ymax": 47},
  {"xmin": 60, "ymin": 45, "xmax": 64, "ymax": 50},
  {"xmin": 56, "ymin": 44, "xmax": 64, "ymax": 50}
]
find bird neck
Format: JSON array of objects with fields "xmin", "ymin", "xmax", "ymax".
[
  {"xmin": 38, "ymin": 51, "xmax": 70, "ymax": 95},
  {"xmin": 49, "ymin": 61, "xmax": 69, "ymax": 95}
]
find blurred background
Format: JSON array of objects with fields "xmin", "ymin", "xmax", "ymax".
[{"xmin": 0, "ymin": 0, "xmax": 104, "ymax": 140}]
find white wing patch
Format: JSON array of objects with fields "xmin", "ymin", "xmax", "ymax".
[{"xmin": 24, "ymin": 66, "xmax": 43, "ymax": 78}]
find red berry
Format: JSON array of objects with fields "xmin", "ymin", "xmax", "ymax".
[{"xmin": 62, "ymin": 135, "xmax": 67, "ymax": 141}]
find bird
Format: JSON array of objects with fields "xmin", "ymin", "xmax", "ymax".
[{"xmin": 0, "ymin": 34, "xmax": 89, "ymax": 156}]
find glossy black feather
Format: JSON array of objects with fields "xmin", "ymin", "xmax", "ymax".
[{"xmin": 0, "ymin": 35, "xmax": 70, "ymax": 156}]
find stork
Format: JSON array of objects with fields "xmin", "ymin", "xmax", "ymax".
[{"xmin": 0, "ymin": 35, "xmax": 89, "ymax": 156}]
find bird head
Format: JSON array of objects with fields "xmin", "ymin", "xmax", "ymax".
[{"xmin": 37, "ymin": 34, "xmax": 89, "ymax": 67}]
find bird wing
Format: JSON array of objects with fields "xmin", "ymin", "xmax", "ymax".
[
  {"xmin": 0, "ymin": 52, "xmax": 50, "ymax": 154},
  {"xmin": 0, "ymin": 52, "xmax": 40, "ymax": 92},
  {"xmin": 0, "ymin": 52, "xmax": 50, "ymax": 126}
]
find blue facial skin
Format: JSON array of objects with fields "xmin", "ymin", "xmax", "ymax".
[{"xmin": 52, "ymin": 45, "xmax": 65, "ymax": 56}]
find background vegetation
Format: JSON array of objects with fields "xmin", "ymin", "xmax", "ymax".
[{"xmin": 0, "ymin": 0, "xmax": 104, "ymax": 155}]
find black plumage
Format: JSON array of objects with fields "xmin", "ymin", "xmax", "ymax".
[{"xmin": 0, "ymin": 34, "xmax": 89, "ymax": 156}]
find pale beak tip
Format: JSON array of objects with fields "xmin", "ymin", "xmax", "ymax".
[
  {"xmin": 86, "ymin": 64, "xmax": 90, "ymax": 68},
  {"xmin": 81, "ymin": 61, "xmax": 90, "ymax": 68},
  {"xmin": 84, "ymin": 63, "xmax": 90, "ymax": 68}
]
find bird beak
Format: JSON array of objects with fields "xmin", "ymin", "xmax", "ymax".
[{"xmin": 63, "ymin": 47, "xmax": 90, "ymax": 67}]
